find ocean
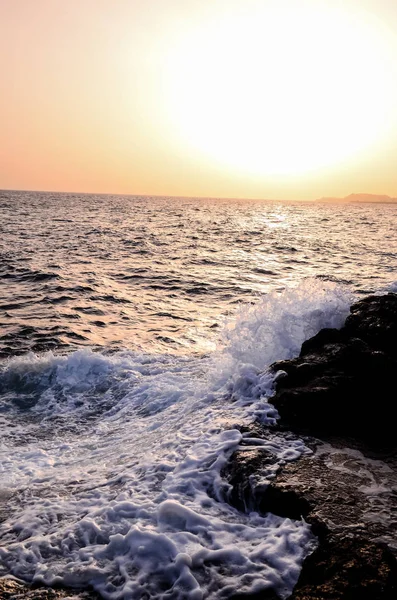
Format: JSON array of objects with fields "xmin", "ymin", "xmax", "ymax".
[{"xmin": 0, "ymin": 190, "xmax": 396, "ymax": 599}]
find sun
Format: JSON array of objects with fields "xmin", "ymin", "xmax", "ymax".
[{"xmin": 164, "ymin": 1, "xmax": 397, "ymax": 176}]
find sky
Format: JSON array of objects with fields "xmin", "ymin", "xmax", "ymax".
[{"xmin": 1, "ymin": 0, "xmax": 397, "ymax": 200}]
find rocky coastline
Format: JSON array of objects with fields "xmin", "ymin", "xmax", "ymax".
[
  {"xmin": 224, "ymin": 292, "xmax": 397, "ymax": 598},
  {"xmin": 1, "ymin": 293, "xmax": 397, "ymax": 599}
]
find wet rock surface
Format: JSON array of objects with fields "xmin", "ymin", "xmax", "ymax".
[
  {"xmin": 271, "ymin": 293, "xmax": 397, "ymax": 450},
  {"xmin": 0, "ymin": 578, "xmax": 99, "ymax": 599},
  {"xmin": 291, "ymin": 536, "xmax": 397, "ymax": 600},
  {"xmin": 223, "ymin": 441, "xmax": 397, "ymax": 599}
]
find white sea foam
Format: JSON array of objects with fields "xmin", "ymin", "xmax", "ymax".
[
  {"xmin": 382, "ymin": 279, "xmax": 397, "ymax": 293},
  {"xmin": 211, "ymin": 278, "xmax": 352, "ymax": 394},
  {"xmin": 0, "ymin": 280, "xmax": 353, "ymax": 598}
]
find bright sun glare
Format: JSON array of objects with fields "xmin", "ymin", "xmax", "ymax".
[{"xmin": 165, "ymin": 2, "xmax": 397, "ymax": 176}]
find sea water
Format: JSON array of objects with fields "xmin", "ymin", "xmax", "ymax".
[{"xmin": 0, "ymin": 191, "xmax": 396, "ymax": 598}]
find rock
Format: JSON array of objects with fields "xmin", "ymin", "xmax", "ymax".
[
  {"xmin": 259, "ymin": 445, "xmax": 397, "ymax": 550},
  {"xmin": 222, "ymin": 438, "xmax": 397, "ymax": 599},
  {"xmin": 291, "ymin": 536, "xmax": 397, "ymax": 600},
  {"xmin": 344, "ymin": 294, "xmax": 397, "ymax": 357},
  {"xmin": 221, "ymin": 447, "xmax": 279, "ymax": 513},
  {"xmin": 228, "ymin": 590, "xmax": 279, "ymax": 600},
  {"xmin": 271, "ymin": 293, "xmax": 397, "ymax": 450},
  {"xmin": 222, "ymin": 446, "xmax": 312, "ymax": 522},
  {"xmin": 0, "ymin": 578, "xmax": 99, "ymax": 599}
]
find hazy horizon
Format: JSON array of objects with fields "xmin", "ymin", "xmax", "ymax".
[{"xmin": 2, "ymin": 187, "xmax": 397, "ymax": 204}]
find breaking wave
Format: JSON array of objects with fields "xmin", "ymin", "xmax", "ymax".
[{"xmin": 0, "ymin": 280, "xmax": 353, "ymax": 599}]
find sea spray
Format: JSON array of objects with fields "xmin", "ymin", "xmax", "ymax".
[{"xmin": 0, "ymin": 280, "xmax": 370, "ymax": 598}]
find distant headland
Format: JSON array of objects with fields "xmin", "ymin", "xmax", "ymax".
[{"xmin": 316, "ymin": 193, "xmax": 397, "ymax": 204}]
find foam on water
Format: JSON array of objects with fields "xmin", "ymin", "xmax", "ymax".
[
  {"xmin": 0, "ymin": 280, "xmax": 353, "ymax": 598},
  {"xmin": 213, "ymin": 278, "xmax": 352, "ymax": 388}
]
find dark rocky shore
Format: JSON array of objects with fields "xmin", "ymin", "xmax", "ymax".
[
  {"xmin": 272, "ymin": 292, "xmax": 397, "ymax": 451},
  {"xmin": 1, "ymin": 294, "xmax": 397, "ymax": 599},
  {"xmin": 224, "ymin": 293, "xmax": 397, "ymax": 599},
  {"xmin": 0, "ymin": 579, "xmax": 99, "ymax": 599}
]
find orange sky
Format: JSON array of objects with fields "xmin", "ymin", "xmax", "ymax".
[{"xmin": 1, "ymin": 0, "xmax": 397, "ymax": 200}]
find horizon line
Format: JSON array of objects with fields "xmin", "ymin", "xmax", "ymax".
[
  {"xmin": 2, "ymin": 187, "xmax": 397, "ymax": 203},
  {"xmin": 0, "ymin": 187, "xmax": 312, "ymax": 202}
]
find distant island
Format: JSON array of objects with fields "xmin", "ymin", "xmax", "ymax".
[{"xmin": 316, "ymin": 193, "xmax": 397, "ymax": 204}]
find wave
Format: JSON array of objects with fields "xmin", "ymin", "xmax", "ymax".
[
  {"xmin": 0, "ymin": 267, "xmax": 59, "ymax": 283},
  {"xmin": 0, "ymin": 280, "xmax": 352, "ymax": 415},
  {"xmin": 0, "ymin": 280, "xmax": 354, "ymax": 598}
]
